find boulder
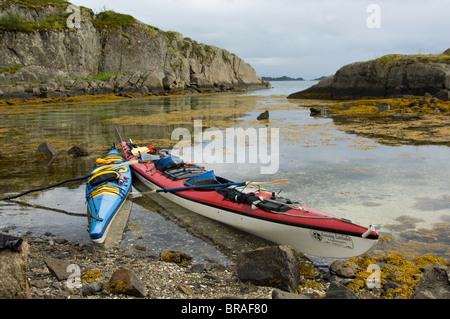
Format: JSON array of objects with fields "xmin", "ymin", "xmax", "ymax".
[
  {"xmin": 0, "ymin": 241, "xmax": 31, "ymax": 299},
  {"xmin": 324, "ymin": 281, "xmax": 359, "ymax": 299},
  {"xmin": 36, "ymin": 142, "xmax": 58, "ymax": 158},
  {"xmin": 105, "ymin": 267, "xmax": 147, "ymax": 297},
  {"xmin": 68, "ymin": 145, "xmax": 91, "ymax": 157},
  {"xmin": 257, "ymin": 110, "xmax": 269, "ymax": 120},
  {"xmin": 236, "ymin": 245, "xmax": 300, "ymax": 292},
  {"xmin": 44, "ymin": 257, "xmax": 72, "ymax": 281},
  {"xmin": 411, "ymin": 263, "xmax": 450, "ymax": 299},
  {"xmin": 272, "ymin": 288, "xmax": 311, "ymax": 299},
  {"xmin": 329, "ymin": 260, "xmax": 362, "ymax": 278}
]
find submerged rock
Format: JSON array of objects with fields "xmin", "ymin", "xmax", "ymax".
[{"xmin": 36, "ymin": 142, "xmax": 58, "ymax": 159}]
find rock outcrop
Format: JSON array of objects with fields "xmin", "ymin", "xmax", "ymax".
[
  {"xmin": 0, "ymin": 240, "xmax": 31, "ymax": 299},
  {"xmin": 288, "ymin": 52, "xmax": 450, "ymax": 100},
  {"xmin": 0, "ymin": 1, "xmax": 269, "ymax": 99}
]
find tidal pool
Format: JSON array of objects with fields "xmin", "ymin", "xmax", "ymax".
[{"xmin": 1, "ymin": 81, "xmax": 449, "ymax": 262}]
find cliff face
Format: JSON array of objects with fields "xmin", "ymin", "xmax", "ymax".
[
  {"xmin": 288, "ymin": 53, "xmax": 450, "ymax": 101},
  {"xmin": 0, "ymin": 0, "xmax": 268, "ymax": 96}
]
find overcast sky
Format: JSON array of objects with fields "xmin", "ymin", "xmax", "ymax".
[{"xmin": 71, "ymin": 0, "xmax": 450, "ymax": 80}]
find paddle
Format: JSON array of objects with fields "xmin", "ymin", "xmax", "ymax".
[
  {"xmin": 131, "ymin": 179, "xmax": 288, "ymax": 195},
  {"xmin": 0, "ymin": 160, "xmax": 138, "ymax": 201}
]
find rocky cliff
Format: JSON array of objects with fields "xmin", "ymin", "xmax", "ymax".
[
  {"xmin": 0, "ymin": 0, "xmax": 269, "ymax": 99},
  {"xmin": 288, "ymin": 52, "xmax": 450, "ymax": 101}
]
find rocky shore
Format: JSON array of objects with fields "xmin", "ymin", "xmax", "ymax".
[
  {"xmin": 1, "ymin": 229, "xmax": 449, "ymax": 301},
  {"xmin": 0, "ymin": 1, "xmax": 270, "ymax": 103},
  {"xmin": 0, "ymin": 71, "xmax": 264, "ymax": 104},
  {"xmin": 288, "ymin": 51, "xmax": 450, "ymax": 101}
]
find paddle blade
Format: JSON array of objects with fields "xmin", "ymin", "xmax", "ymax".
[
  {"xmin": 246, "ymin": 179, "xmax": 288, "ymax": 186},
  {"xmin": 130, "ymin": 189, "xmax": 157, "ymax": 195}
]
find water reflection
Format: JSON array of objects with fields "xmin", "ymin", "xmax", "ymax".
[{"xmin": 1, "ymin": 85, "xmax": 449, "ymax": 261}]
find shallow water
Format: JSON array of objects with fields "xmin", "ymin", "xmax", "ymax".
[{"xmin": 1, "ymin": 81, "xmax": 449, "ymax": 263}]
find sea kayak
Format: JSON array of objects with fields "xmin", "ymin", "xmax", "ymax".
[
  {"xmin": 119, "ymin": 138, "xmax": 378, "ymax": 258},
  {"xmin": 86, "ymin": 145, "xmax": 132, "ymax": 243}
]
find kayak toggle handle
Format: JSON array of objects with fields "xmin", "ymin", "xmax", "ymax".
[{"xmin": 362, "ymin": 225, "xmax": 376, "ymax": 238}]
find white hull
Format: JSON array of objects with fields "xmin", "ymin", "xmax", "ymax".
[{"xmin": 134, "ymin": 172, "xmax": 377, "ymax": 258}]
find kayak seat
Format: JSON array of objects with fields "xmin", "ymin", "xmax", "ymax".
[
  {"xmin": 185, "ymin": 171, "xmax": 217, "ymax": 186},
  {"xmin": 163, "ymin": 166, "xmax": 208, "ymax": 180}
]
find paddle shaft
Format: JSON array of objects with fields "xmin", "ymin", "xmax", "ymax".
[
  {"xmin": 133, "ymin": 179, "xmax": 287, "ymax": 195},
  {"xmin": 0, "ymin": 159, "xmax": 136, "ymax": 201}
]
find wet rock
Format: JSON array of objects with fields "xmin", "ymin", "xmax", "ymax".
[
  {"xmin": 257, "ymin": 110, "xmax": 269, "ymax": 120},
  {"xmin": 36, "ymin": 142, "xmax": 58, "ymax": 159},
  {"xmin": 411, "ymin": 263, "xmax": 450, "ymax": 299},
  {"xmin": 309, "ymin": 107, "xmax": 322, "ymax": 116},
  {"xmin": 272, "ymin": 288, "xmax": 311, "ymax": 299},
  {"xmin": 329, "ymin": 260, "xmax": 362, "ymax": 278},
  {"xmin": 68, "ymin": 145, "xmax": 91, "ymax": 157},
  {"xmin": 81, "ymin": 281, "xmax": 103, "ymax": 296},
  {"xmin": 324, "ymin": 281, "xmax": 359, "ymax": 299},
  {"xmin": 434, "ymin": 89, "xmax": 450, "ymax": 101},
  {"xmin": 236, "ymin": 245, "xmax": 300, "ymax": 292},
  {"xmin": 375, "ymin": 103, "xmax": 391, "ymax": 111},
  {"xmin": 106, "ymin": 267, "xmax": 147, "ymax": 297},
  {"xmin": 44, "ymin": 257, "xmax": 72, "ymax": 281},
  {"xmin": 190, "ymin": 263, "xmax": 206, "ymax": 273},
  {"xmin": 160, "ymin": 251, "xmax": 192, "ymax": 264},
  {"xmin": 0, "ymin": 241, "xmax": 31, "ymax": 299}
]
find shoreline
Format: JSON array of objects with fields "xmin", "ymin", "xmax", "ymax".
[
  {"xmin": 297, "ymin": 95, "xmax": 450, "ymax": 146},
  {"xmin": 2, "ymin": 229, "xmax": 449, "ymax": 300}
]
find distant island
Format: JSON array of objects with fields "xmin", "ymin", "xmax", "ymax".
[{"xmin": 262, "ymin": 76, "xmax": 305, "ymax": 81}]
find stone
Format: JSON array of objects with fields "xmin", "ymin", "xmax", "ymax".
[
  {"xmin": 178, "ymin": 284, "xmax": 194, "ymax": 295},
  {"xmin": 411, "ymin": 263, "xmax": 450, "ymax": 299},
  {"xmin": 44, "ymin": 257, "xmax": 72, "ymax": 281},
  {"xmin": 68, "ymin": 145, "xmax": 91, "ymax": 157},
  {"xmin": 329, "ymin": 260, "xmax": 362, "ymax": 278},
  {"xmin": 272, "ymin": 288, "xmax": 311, "ymax": 299},
  {"xmin": 324, "ymin": 281, "xmax": 359, "ymax": 299},
  {"xmin": 36, "ymin": 142, "xmax": 58, "ymax": 158},
  {"xmin": 0, "ymin": 241, "xmax": 31, "ymax": 299},
  {"xmin": 434, "ymin": 89, "xmax": 450, "ymax": 101},
  {"xmin": 81, "ymin": 281, "xmax": 103, "ymax": 296},
  {"xmin": 236, "ymin": 245, "xmax": 300, "ymax": 292},
  {"xmin": 106, "ymin": 267, "xmax": 147, "ymax": 297},
  {"xmin": 257, "ymin": 110, "xmax": 269, "ymax": 120}
]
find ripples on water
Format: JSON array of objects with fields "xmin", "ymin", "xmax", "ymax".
[{"xmin": 1, "ymin": 81, "xmax": 449, "ymax": 263}]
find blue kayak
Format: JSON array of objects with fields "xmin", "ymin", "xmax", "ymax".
[{"xmin": 86, "ymin": 146, "xmax": 132, "ymax": 243}]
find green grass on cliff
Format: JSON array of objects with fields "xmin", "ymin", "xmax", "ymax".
[
  {"xmin": 0, "ymin": 0, "xmax": 70, "ymax": 10},
  {"xmin": 92, "ymin": 10, "xmax": 137, "ymax": 29},
  {"xmin": 0, "ymin": 11, "xmax": 69, "ymax": 32},
  {"xmin": 0, "ymin": 1, "xmax": 137, "ymax": 32},
  {"xmin": 375, "ymin": 53, "xmax": 450, "ymax": 66}
]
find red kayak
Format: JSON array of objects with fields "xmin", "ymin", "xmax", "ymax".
[{"xmin": 118, "ymin": 136, "xmax": 378, "ymax": 258}]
